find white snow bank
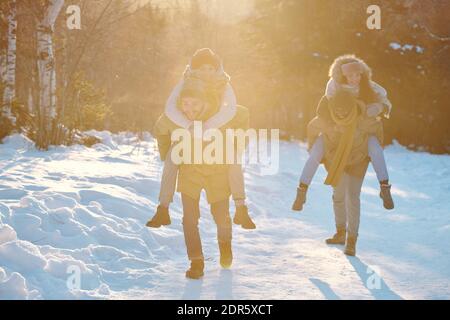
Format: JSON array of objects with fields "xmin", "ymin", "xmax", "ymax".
[
  {"xmin": 389, "ymin": 42, "xmax": 424, "ymax": 54},
  {"xmin": 0, "ymin": 132, "xmax": 449, "ymax": 299}
]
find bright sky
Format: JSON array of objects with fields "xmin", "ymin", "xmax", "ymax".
[{"xmin": 138, "ymin": 0, "xmax": 254, "ymax": 23}]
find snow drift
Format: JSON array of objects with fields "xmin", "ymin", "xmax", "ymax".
[{"xmin": 0, "ymin": 132, "xmax": 449, "ymax": 299}]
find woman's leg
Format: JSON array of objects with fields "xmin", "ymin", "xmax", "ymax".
[
  {"xmin": 159, "ymin": 148, "xmax": 179, "ymax": 207},
  {"xmin": 228, "ymin": 164, "xmax": 246, "ymax": 207},
  {"xmin": 228, "ymin": 164, "xmax": 256, "ymax": 229},
  {"xmin": 293, "ymin": 136, "xmax": 324, "ymax": 211},
  {"xmin": 147, "ymin": 149, "xmax": 178, "ymax": 227},
  {"xmin": 299, "ymin": 135, "xmax": 325, "ymax": 186},
  {"xmin": 368, "ymin": 136, "xmax": 394, "ymax": 209},
  {"xmin": 368, "ymin": 136, "xmax": 389, "ymax": 183},
  {"xmin": 181, "ymin": 194, "xmax": 203, "ymax": 261}
]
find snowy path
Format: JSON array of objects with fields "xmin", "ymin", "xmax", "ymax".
[{"xmin": 0, "ymin": 132, "xmax": 449, "ymax": 299}]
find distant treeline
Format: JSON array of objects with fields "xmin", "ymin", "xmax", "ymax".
[{"xmin": 1, "ymin": 0, "xmax": 449, "ymax": 153}]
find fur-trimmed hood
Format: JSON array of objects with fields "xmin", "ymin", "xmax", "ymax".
[
  {"xmin": 328, "ymin": 54, "xmax": 373, "ymax": 84},
  {"xmin": 326, "ymin": 54, "xmax": 392, "ymax": 118}
]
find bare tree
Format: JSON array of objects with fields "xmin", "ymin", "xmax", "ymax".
[
  {"xmin": 36, "ymin": 0, "xmax": 64, "ymax": 149},
  {"xmin": 406, "ymin": 0, "xmax": 450, "ymax": 42},
  {"xmin": 2, "ymin": 0, "xmax": 17, "ymax": 125},
  {"xmin": 0, "ymin": 8, "xmax": 6, "ymax": 91}
]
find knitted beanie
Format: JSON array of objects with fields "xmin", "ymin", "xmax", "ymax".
[
  {"xmin": 190, "ymin": 48, "xmax": 221, "ymax": 70},
  {"xmin": 177, "ymin": 78, "xmax": 219, "ymax": 112},
  {"xmin": 329, "ymin": 89, "xmax": 357, "ymax": 115},
  {"xmin": 179, "ymin": 78, "xmax": 208, "ymax": 101}
]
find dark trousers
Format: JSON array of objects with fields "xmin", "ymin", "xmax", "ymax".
[{"xmin": 181, "ymin": 194, "xmax": 232, "ymax": 261}]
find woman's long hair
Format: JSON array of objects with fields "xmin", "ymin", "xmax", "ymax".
[
  {"xmin": 329, "ymin": 54, "xmax": 378, "ymax": 104},
  {"xmin": 358, "ymin": 73, "xmax": 378, "ymax": 104}
]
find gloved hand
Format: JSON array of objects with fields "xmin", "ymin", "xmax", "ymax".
[{"xmin": 366, "ymin": 103, "xmax": 384, "ymax": 117}]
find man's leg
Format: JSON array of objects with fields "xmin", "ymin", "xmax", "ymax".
[
  {"xmin": 344, "ymin": 174, "xmax": 364, "ymax": 256},
  {"xmin": 333, "ymin": 174, "xmax": 348, "ymax": 230},
  {"xmin": 326, "ymin": 174, "xmax": 347, "ymax": 244},
  {"xmin": 211, "ymin": 199, "xmax": 233, "ymax": 268},
  {"xmin": 181, "ymin": 194, "xmax": 204, "ymax": 279},
  {"xmin": 345, "ymin": 174, "xmax": 364, "ymax": 238},
  {"xmin": 181, "ymin": 194, "xmax": 203, "ymax": 260}
]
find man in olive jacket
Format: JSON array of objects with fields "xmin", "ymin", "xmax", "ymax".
[
  {"xmin": 152, "ymin": 78, "xmax": 249, "ymax": 279},
  {"xmin": 307, "ymin": 90, "xmax": 383, "ymax": 256}
]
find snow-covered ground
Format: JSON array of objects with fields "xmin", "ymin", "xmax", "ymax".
[{"xmin": 0, "ymin": 132, "xmax": 449, "ymax": 300}]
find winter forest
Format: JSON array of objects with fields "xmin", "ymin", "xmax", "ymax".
[
  {"xmin": 1, "ymin": 0, "xmax": 449, "ymax": 152},
  {"xmin": 0, "ymin": 0, "xmax": 449, "ymax": 301}
]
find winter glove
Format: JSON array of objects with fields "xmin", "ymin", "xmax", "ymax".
[{"xmin": 366, "ymin": 103, "xmax": 384, "ymax": 117}]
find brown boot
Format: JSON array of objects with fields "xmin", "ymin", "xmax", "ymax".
[
  {"xmin": 146, "ymin": 205, "xmax": 171, "ymax": 228},
  {"xmin": 380, "ymin": 183, "xmax": 394, "ymax": 210},
  {"xmin": 344, "ymin": 235, "xmax": 357, "ymax": 256},
  {"xmin": 185, "ymin": 258, "xmax": 204, "ymax": 279},
  {"xmin": 219, "ymin": 241, "xmax": 233, "ymax": 269},
  {"xmin": 292, "ymin": 185, "xmax": 308, "ymax": 211},
  {"xmin": 233, "ymin": 205, "xmax": 256, "ymax": 229},
  {"xmin": 325, "ymin": 227, "xmax": 346, "ymax": 245}
]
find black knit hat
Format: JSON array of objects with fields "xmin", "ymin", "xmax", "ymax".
[
  {"xmin": 179, "ymin": 78, "xmax": 207, "ymax": 101},
  {"xmin": 190, "ymin": 48, "xmax": 221, "ymax": 70},
  {"xmin": 329, "ymin": 89, "xmax": 357, "ymax": 114}
]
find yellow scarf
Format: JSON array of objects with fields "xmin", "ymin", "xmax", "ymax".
[{"xmin": 324, "ymin": 103, "xmax": 358, "ymax": 187}]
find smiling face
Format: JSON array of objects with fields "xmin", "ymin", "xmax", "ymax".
[
  {"xmin": 330, "ymin": 90, "xmax": 356, "ymax": 121},
  {"xmin": 334, "ymin": 103, "xmax": 352, "ymax": 120},
  {"xmin": 195, "ymin": 64, "xmax": 217, "ymax": 81},
  {"xmin": 343, "ymin": 71, "xmax": 362, "ymax": 87},
  {"xmin": 180, "ymin": 96, "xmax": 205, "ymax": 121}
]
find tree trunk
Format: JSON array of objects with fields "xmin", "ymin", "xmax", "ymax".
[
  {"xmin": 0, "ymin": 10, "xmax": 6, "ymax": 88},
  {"xmin": 36, "ymin": 0, "xmax": 64, "ymax": 149},
  {"xmin": 0, "ymin": 49, "xmax": 6, "ymax": 91},
  {"xmin": 2, "ymin": 0, "xmax": 17, "ymax": 124}
]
